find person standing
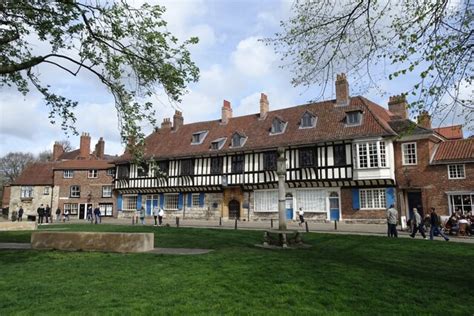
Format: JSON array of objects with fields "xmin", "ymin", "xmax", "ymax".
[
  {"xmin": 18, "ymin": 206, "xmax": 24, "ymax": 222},
  {"xmin": 44, "ymin": 204, "xmax": 51, "ymax": 224},
  {"xmin": 386, "ymin": 204, "xmax": 398, "ymax": 238},
  {"xmin": 64, "ymin": 208, "xmax": 70, "ymax": 222},
  {"xmin": 429, "ymin": 207, "xmax": 449, "ymax": 241},
  {"xmin": 139, "ymin": 206, "xmax": 145, "ymax": 225},
  {"xmin": 93, "ymin": 206, "xmax": 101, "ymax": 224},
  {"xmin": 55, "ymin": 207, "xmax": 61, "ymax": 222},
  {"xmin": 86, "ymin": 205, "xmax": 93, "ymax": 223},
  {"xmin": 158, "ymin": 207, "xmax": 164, "ymax": 226},
  {"xmin": 410, "ymin": 208, "xmax": 427, "ymax": 239},
  {"xmin": 298, "ymin": 207, "xmax": 305, "ymax": 227},
  {"xmin": 37, "ymin": 204, "xmax": 44, "ymax": 224},
  {"xmin": 153, "ymin": 205, "xmax": 159, "ymax": 226}
]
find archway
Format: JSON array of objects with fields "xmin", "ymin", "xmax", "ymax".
[{"xmin": 228, "ymin": 199, "xmax": 240, "ymax": 219}]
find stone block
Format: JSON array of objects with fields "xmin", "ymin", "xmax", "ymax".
[
  {"xmin": 0, "ymin": 221, "xmax": 37, "ymax": 231},
  {"xmin": 31, "ymin": 232, "xmax": 154, "ymax": 253}
]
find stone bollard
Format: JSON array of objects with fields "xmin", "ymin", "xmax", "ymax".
[
  {"xmin": 305, "ymin": 221, "xmax": 309, "ymax": 233},
  {"xmin": 271, "ymin": 218, "xmax": 273, "ymax": 229},
  {"xmin": 334, "ymin": 220, "xmax": 338, "ymax": 230},
  {"xmin": 176, "ymin": 217, "xmax": 180, "ymax": 228},
  {"xmin": 219, "ymin": 217, "xmax": 222, "ymax": 226},
  {"xmin": 234, "ymin": 218, "xmax": 238, "ymax": 230}
]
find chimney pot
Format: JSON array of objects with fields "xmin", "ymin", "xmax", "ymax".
[
  {"xmin": 417, "ymin": 111, "xmax": 432, "ymax": 129},
  {"xmin": 221, "ymin": 100, "xmax": 232, "ymax": 124},
  {"xmin": 388, "ymin": 95, "xmax": 408, "ymax": 119},
  {"xmin": 173, "ymin": 110, "xmax": 183, "ymax": 131},
  {"xmin": 161, "ymin": 117, "xmax": 172, "ymax": 130},
  {"xmin": 259, "ymin": 93, "xmax": 269, "ymax": 119},
  {"xmin": 79, "ymin": 132, "xmax": 91, "ymax": 159},
  {"xmin": 335, "ymin": 73, "xmax": 350, "ymax": 106},
  {"xmin": 94, "ymin": 137, "xmax": 105, "ymax": 160}
]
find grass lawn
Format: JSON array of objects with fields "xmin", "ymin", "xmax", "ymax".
[{"xmin": 0, "ymin": 224, "xmax": 472, "ymax": 315}]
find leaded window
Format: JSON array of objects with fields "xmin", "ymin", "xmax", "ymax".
[
  {"xmin": 21, "ymin": 186, "xmax": 33, "ymax": 198},
  {"xmin": 271, "ymin": 118, "xmax": 286, "ymax": 134},
  {"xmin": 180, "ymin": 159, "xmax": 194, "ymax": 176},
  {"xmin": 157, "ymin": 161, "xmax": 169, "ymax": 175},
  {"xmin": 165, "ymin": 194, "xmax": 179, "ymax": 210},
  {"xmin": 231, "ymin": 155, "xmax": 244, "ymax": 173},
  {"xmin": 117, "ymin": 165, "xmax": 129, "ymax": 179},
  {"xmin": 334, "ymin": 144, "xmax": 346, "ymax": 166},
  {"xmin": 210, "ymin": 157, "xmax": 223, "ymax": 175},
  {"xmin": 448, "ymin": 164, "xmax": 465, "ymax": 179},
  {"xmin": 360, "ymin": 189, "xmax": 386, "ymax": 209},
  {"xmin": 300, "ymin": 112, "xmax": 316, "ymax": 128},
  {"xmin": 402, "ymin": 142, "xmax": 417, "ymax": 165},
  {"xmin": 137, "ymin": 163, "xmax": 149, "ymax": 177},
  {"xmin": 299, "ymin": 148, "xmax": 315, "ymax": 167},
  {"xmin": 263, "ymin": 151, "xmax": 277, "ymax": 171}
]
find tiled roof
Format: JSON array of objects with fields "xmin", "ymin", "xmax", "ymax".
[
  {"xmin": 434, "ymin": 125, "xmax": 463, "ymax": 140},
  {"xmin": 388, "ymin": 119, "xmax": 433, "ymax": 136},
  {"xmin": 432, "ymin": 139, "xmax": 474, "ymax": 164},
  {"xmin": 12, "ymin": 162, "xmax": 55, "ymax": 186},
  {"xmin": 53, "ymin": 160, "xmax": 114, "ymax": 170},
  {"xmin": 119, "ymin": 96, "xmax": 397, "ymax": 161},
  {"xmin": 58, "ymin": 149, "xmax": 80, "ymax": 160}
]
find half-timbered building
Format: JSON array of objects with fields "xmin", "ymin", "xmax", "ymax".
[{"xmin": 115, "ymin": 74, "xmax": 401, "ymax": 222}]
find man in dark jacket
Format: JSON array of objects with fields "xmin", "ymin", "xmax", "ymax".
[
  {"xmin": 37, "ymin": 204, "xmax": 44, "ymax": 224},
  {"xmin": 45, "ymin": 204, "xmax": 51, "ymax": 223},
  {"xmin": 430, "ymin": 208, "xmax": 449, "ymax": 241},
  {"xmin": 18, "ymin": 206, "xmax": 24, "ymax": 222}
]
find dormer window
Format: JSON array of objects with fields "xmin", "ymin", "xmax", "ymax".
[
  {"xmin": 210, "ymin": 137, "xmax": 226, "ymax": 150},
  {"xmin": 191, "ymin": 130, "xmax": 208, "ymax": 145},
  {"xmin": 346, "ymin": 111, "xmax": 362, "ymax": 126},
  {"xmin": 231, "ymin": 132, "xmax": 247, "ymax": 148},
  {"xmin": 300, "ymin": 112, "xmax": 316, "ymax": 128},
  {"xmin": 270, "ymin": 117, "xmax": 287, "ymax": 135}
]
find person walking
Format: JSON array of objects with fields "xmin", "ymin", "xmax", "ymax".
[
  {"xmin": 64, "ymin": 209, "xmax": 70, "ymax": 222},
  {"xmin": 158, "ymin": 207, "xmax": 164, "ymax": 226},
  {"xmin": 410, "ymin": 208, "xmax": 427, "ymax": 239},
  {"xmin": 55, "ymin": 207, "xmax": 61, "ymax": 222},
  {"xmin": 153, "ymin": 205, "xmax": 159, "ymax": 226},
  {"xmin": 429, "ymin": 207, "xmax": 449, "ymax": 241},
  {"xmin": 37, "ymin": 204, "xmax": 44, "ymax": 224},
  {"xmin": 18, "ymin": 206, "xmax": 24, "ymax": 222},
  {"xmin": 86, "ymin": 205, "xmax": 93, "ymax": 223},
  {"xmin": 386, "ymin": 204, "xmax": 398, "ymax": 238},
  {"xmin": 93, "ymin": 206, "xmax": 101, "ymax": 224},
  {"xmin": 139, "ymin": 206, "xmax": 145, "ymax": 225},
  {"xmin": 298, "ymin": 207, "xmax": 305, "ymax": 227}
]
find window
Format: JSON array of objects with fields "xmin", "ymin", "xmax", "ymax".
[
  {"xmin": 231, "ymin": 155, "xmax": 244, "ymax": 173},
  {"xmin": 137, "ymin": 163, "xmax": 149, "ymax": 177},
  {"xmin": 70, "ymin": 185, "xmax": 80, "ymax": 198},
  {"xmin": 43, "ymin": 187, "xmax": 49, "ymax": 195},
  {"xmin": 346, "ymin": 111, "xmax": 362, "ymax": 125},
  {"xmin": 402, "ymin": 143, "xmax": 417, "ymax": 165},
  {"xmin": 165, "ymin": 194, "xmax": 179, "ymax": 210},
  {"xmin": 191, "ymin": 193, "xmax": 200, "ymax": 207},
  {"xmin": 157, "ymin": 161, "xmax": 169, "ymax": 175},
  {"xmin": 360, "ymin": 189, "xmax": 386, "ymax": 209},
  {"xmin": 64, "ymin": 203, "xmax": 78, "ymax": 215},
  {"xmin": 231, "ymin": 133, "xmax": 246, "ymax": 147},
  {"xmin": 300, "ymin": 112, "xmax": 316, "ymax": 128},
  {"xmin": 270, "ymin": 118, "xmax": 287, "ymax": 134},
  {"xmin": 20, "ymin": 186, "xmax": 33, "ymax": 199},
  {"xmin": 254, "ymin": 190, "xmax": 278, "ymax": 212},
  {"xmin": 210, "ymin": 157, "xmax": 223, "ymax": 175},
  {"xmin": 448, "ymin": 164, "xmax": 465, "ymax": 179},
  {"xmin": 107, "ymin": 169, "xmax": 115, "ymax": 177},
  {"xmin": 191, "ymin": 131, "xmax": 208, "ymax": 144},
  {"xmin": 449, "ymin": 194, "xmax": 473, "ymax": 215},
  {"xmin": 88, "ymin": 169, "xmax": 98, "ymax": 178},
  {"xmin": 117, "ymin": 165, "xmax": 129, "ymax": 179},
  {"xmin": 299, "ymin": 148, "xmax": 315, "ymax": 167},
  {"xmin": 263, "ymin": 151, "xmax": 277, "ymax": 171},
  {"xmin": 123, "ymin": 196, "xmax": 137, "ymax": 211},
  {"xmin": 356, "ymin": 141, "xmax": 387, "ymax": 168},
  {"xmin": 296, "ymin": 189, "xmax": 326, "ymax": 212},
  {"xmin": 210, "ymin": 138, "xmax": 226, "ymax": 150},
  {"xmin": 99, "ymin": 203, "xmax": 113, "ymax": 217},
  {"xmin": 63, "ymin": 170, "xmax": 74, "ymax": 178},
  {"xmin": 334, "ymin": 144, "xmax": 346, "ymax": 166},
  {"xmin": 180, "ymin": 159, "xmax": 194, "ymax": 176},
  {"xmin": 102, "ymin": 186, "xmax": 112, "ymax": 198}
]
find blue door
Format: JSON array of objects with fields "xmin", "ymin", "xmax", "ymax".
[
  {"xmin": 285, "ymin": 194, "xmax": 293, "ymax": 220},
  {"xmin": 329, "ymin": 192, "xmax": 340, "ymax": 221},
  {"xmin": 146, "ymin": 199, "xmax": 152, "ymax": 216}
]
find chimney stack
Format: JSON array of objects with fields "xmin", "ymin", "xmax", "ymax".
[
  {"xmin": 94, "ymin": 137, "xmax": 105, "ymax": 159},
  {"xmin": 259, "ymin": 93, "xmax": 269, "ymax": 119},
  {"xmin": 161, "ymin": 118, "xmax": 172, "ymax": 130},
  {"xmin": 79, "ymin": 132, "xmax": 91, "ymax": 159},
  {"xmin": 52, "ymin": 142, "xmax": 64, "ymax": 161},
  {"xmin": 173, "ymin": 110, "xmax": 183, "ymax": 131},
  {"xmin": 221, "ymin": 100, "xmax": 232, "ymax": 125},
  {"xmin": 388, "ymin": 95, "xmax": 408, "ymax": 119},
  {"xmin": 335, "ymin": 73, "xmax": 350, "ymax": 106},
  {"xmin": 417, "ymin": 111, "xmax": 432, "ymax": 129}
]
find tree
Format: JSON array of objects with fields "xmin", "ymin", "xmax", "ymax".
[
  {"xmin": 1, "ymin": 0, "xmax": 200, "ymax": 156},
  {"xmin": 37, "ymin": 150, "xmax": 52, "ymax": 162},
  {"xmin": 0, "ymin": 152, "xmax": 35, "ymax": 183},
  {"xmin": 57, "ymin": 139, "xmax": 73, "ymax": 152},
  {"xmin": 267, "ymin": 0, "xmax": 473, "ymax": 128}
]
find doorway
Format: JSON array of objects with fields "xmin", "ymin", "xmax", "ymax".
[
  {"xmin": 407, "ymin": 191, "xmax": 422, "ymax": 219},
  {"xmin": 329, "ymin": 191, "xmax": 340, "ymax": 221},
  {"xmin": 79, "ymin": 203, "xmax": 93, "ymax": 220},
  {"xmin": 285, "ymin": 194, "xmax": 293, "ymax": 220},
  {"xmin": 228, "ymin": 200, "xmax": 240, "ymax": 219}
]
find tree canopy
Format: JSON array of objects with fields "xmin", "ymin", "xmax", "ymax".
[
  {"xmin": 0, "ymin": 0, "xmax": 200, "ymax": 155},
  {"xmin": 267, "ymin": 0, "xmax": 473, "ymax": 128}
]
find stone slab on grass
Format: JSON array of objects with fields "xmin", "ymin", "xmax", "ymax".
[
  {"xmin": 31, "ymin": 231, "xmax": 154, "ymax": 253},
  {"xmin": 0, "ymin": 222, "xmax": 37, "ymax": 231}
]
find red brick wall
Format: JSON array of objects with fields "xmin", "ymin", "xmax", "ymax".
[{"xmin": 54, "ymin": 169, "xmax": 115, "ymax": 216}]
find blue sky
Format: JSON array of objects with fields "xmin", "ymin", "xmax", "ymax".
[{"xmin": 0, "ymin": 0, "xmax": 470, "ymax": 157}]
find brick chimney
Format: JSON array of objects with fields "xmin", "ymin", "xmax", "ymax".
[
  {"xmin": 161, "ymin": 117, "xmax": 172, "ymax": 130},
  {"xmin": 173, "ymin": 110, "xmax": 183, "ymax": 131},
  {"xmin": 259, "ymin": 93, "xmax": 269, "ymax": 119},
  {"xmin": 335, "ymin": 73, "xmax": 350, "ymax": 106},
  {"xmin": 52, "ymin": 142, "xmax": 64, "ymax": 161},
  {"xmin": 388, "ymin": 95, "xmax": 408, "ymax": 119},
  {"xmin": 94, "ymin": 137, "xmax": 105, "ymax": 159},
  {"xmin": 79, "ymin": 132, "xmax": 91, "ymax": 159},
  {"xmin": 417, "ymin": 111, "xmax": 432, "ymax": 129},
  {"xmin": 221, "ymin": 100, "xmax": 232, "ymax": 125}
]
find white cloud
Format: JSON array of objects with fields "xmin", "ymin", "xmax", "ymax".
[{"xmin": 231, "ymin": 36, "xmax": 278, "ymax": 77}]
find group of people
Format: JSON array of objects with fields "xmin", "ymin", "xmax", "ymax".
[
  {"xmin": 444, "ymin": 210, "xmax": 474, "ymax": 236},
  {"xmin": 36, "ymin": 204, "xmax": 53, "ymax": 224},
  {"xmin": 131, "ymin": 206, "xmax": 164, "ymax": 226},
  {"xmin": 86, "ymin": 205, "xmax": 102, "ymax": 224}
]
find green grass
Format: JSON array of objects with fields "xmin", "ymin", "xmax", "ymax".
[{"xmin": 0, "ymin": 224, "xmax": 472, "ymax": 315}]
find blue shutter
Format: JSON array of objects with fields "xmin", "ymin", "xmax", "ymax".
[
  {"xmin": 137, "ymin": 194, "xmax": 142, "ymax": 210},
  {"xmin": 117, "ymin": 194, "xmax": 123, "ymax": 211},
  {"xmin": 352, "ymin": 188, "xmax": 360, "ymax": 210},
  {"xmin": 159, "ymin": 194, "xmax": 164, "ymax": 208},
  {"xmin": 386, "ymin": 187, "xmax": 395, "ymax": 208},
  {"xmin": 199, "ymin": 193, "xmax": 205, "ymax": 207},
  {"xmin": 187, "ymin": 193, "xmax": 192, "ymax": 207},
  {"xmin": 178, "ymin": 193, "xmax": 183, "ymax": 210}
]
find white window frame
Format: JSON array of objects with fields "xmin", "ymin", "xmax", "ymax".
[
  {"xmin": 70, "ymin": 185, "xmax": 80, "ymax": 198},
  {"xmin": 360, "ymin": 188, "xmax": 386, "ymax": 209},
  {"xmin": 107, "ymin": 169, "xmax": 115, "ymax": 177},
  {"xmin": 270, "ymin": 118, "xmax": 288, "ymax": 135},
  {"xmin": 254, "ymin": 190, "xmax": 278, "ymax": 212},
  {"xmin": 43, "ymin": 187, "xmax": 49, "ymax": 195},
  {"xmin": 299, "ymin": 112, "xmax": 317, "ymax": 129},
  {"xmin": 191, "ymin": 193, "xmax": 200, "ymax": 208},
  {"xmin": 164, "ymin": 193, "xmax": 179, "ymax": 210},
  {"xmin": 88, "ymin": 169, "xmax": 98, "ymax": 178},
  {"xmin": 191, "ymin": 130, "xmax": 209, "ymax": 145},
  {"xmin": 346, "ymin": 111, "xmax": 362, "ymax": 126},
  {"xmin": 20, "ymin": 186, "xmax": 33, "ymax": 198},
  {"xmin": 210, "ymin": 137, "xmax": 226, "ymax": 150},
  {"xmin": 102, "ymin": 185, "xmax": 112, "ymax": 198},
  {"xmin": 64, "ymin": 203, "xmax": 78, "ymax": 215},
  {"xmin": 402, "ymin": 142, "xmax": 417, "ymax": 165},
  {"xmin": 296, "ymin": 189, "xmax": 327, "ymax": 213},
  {"xmin": 355, "ymin": 141, "xmax": 387, "ymax": 169},
  {"xmin": 230, "ymin": 133, "xmax": 247, "ymax": 148},
  {"xmin": 123, "ymin": 195, "xmax": 137, "ymax": 211},
  {"xmin": 63, "ymin": 170, "xmax": 74, "ymax": 178},
  {"xmin": 448, "ymin": 164, "xmax": 465, "ymax": 179}
]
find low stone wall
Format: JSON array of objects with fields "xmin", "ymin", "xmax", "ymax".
[
  {"xmin": 0, "ymin": 221, "xmax": 37, "ymax": 231},
  {"xmin": 31, "ymin": 232, "xmax": 154, "ymax": 253}
]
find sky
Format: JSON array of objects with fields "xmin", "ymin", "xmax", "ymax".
[{"xmin": 0, "ymin": 0, "xmax": 471, "ymax": 157}]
